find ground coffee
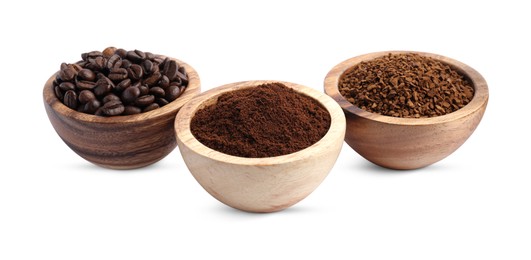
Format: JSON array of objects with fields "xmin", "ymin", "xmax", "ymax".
[
  {"xmin": 191, "ymin": 82, "xmax": 331, "ymax": 158},
  {"xmin": 338, "ymin": 53, "xmax": 474, "ymax": 118},
  {"xmin": 53, "ymin": 47, "xmax": 188, "ymax": 116}
]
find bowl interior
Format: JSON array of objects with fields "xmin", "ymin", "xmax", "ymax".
[
  {"xmin": 176, "ymin": 80, "xmax": 346, "ymax": 165},
  {"xmin": 325, "ymin": 51, "xmax": 489, "ymax": 125}
]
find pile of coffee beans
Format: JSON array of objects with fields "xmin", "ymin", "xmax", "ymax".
[
  {"xmin": 53, "ymin": 47, "xmax": 188, "ymax": 116},
  {"xmin": 338, "ymin": 53, "xmax": 474, "ymax": 118}
]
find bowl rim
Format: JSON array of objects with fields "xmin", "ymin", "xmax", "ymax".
[
  {"xmin": 43, "ymin": 56, "xmax": 201, "ymax": 124},
  {"xmin": 175, "ymin": 80, "xmax": 346, "ymax": 166},
  {"xmin": 324, "ymin": 50, "xmax": 489, "ymax": 125}
]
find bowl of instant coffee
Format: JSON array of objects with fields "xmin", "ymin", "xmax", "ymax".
[
  {"xmin": 324, "ymin": 51, "xmax": 488, "ymax": 170},
  {"xmin": 43, "ymin": 47, "xmax": 200, "ymax": 169},
  {"xmin": 175, "ymin": 81, "xmax": 346, "ymax": 212}
]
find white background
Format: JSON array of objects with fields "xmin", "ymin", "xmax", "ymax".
[{"xmin": 1, "ymin": 0, "xmax": 529, "ymax": 259}]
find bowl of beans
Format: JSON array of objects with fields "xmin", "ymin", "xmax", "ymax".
[
  {"xmin": 43, "ymin": 47, "xmax": 200, "ymax": 169},
  {"xmin": 324, "ymin": 51, "xmax": 489, "ymax": 170},
  {"xmin": 175, "ymin": 81, "xmax": 346, "ymax": 212}
]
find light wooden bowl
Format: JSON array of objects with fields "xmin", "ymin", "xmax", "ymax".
[
  {"xmin": 43, "ymin": 57, "xmax": 200, "ymax": 169},
  {"xmin": 325, "ymin": 51, "xmax": 489, "ymax": 170},
  {"xmin": 175, "ymin": 80, "xmax": 346, "ymax": 213}
]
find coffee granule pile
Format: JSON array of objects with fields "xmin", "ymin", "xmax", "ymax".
[
  {"xmin": 338, "ymin": 53, "xmax": 475, "ymax": 118},
  {"xmin": 191, "ymin": 82, "xmax": 331, "ymax": 158}
]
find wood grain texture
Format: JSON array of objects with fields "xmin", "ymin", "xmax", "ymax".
[
  {"xmin": 43, "ymin": 57, "xmax": 201, "ymax": 169},
  {"xmin": 324, "ymin": 51, "xmax": 489, "ymax": 170},
  {"xmin": 175, "ymin": 80, "xmax": 346, "ymax": 213}
]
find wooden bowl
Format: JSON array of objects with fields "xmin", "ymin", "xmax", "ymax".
[
  {"xmin": 324, "ymin": 51, "xmax": 489, "ymax": 170},
  {"xmin": 43, "ymin": 57, "xmax": 200, "ymax": 169},
  {"xmin": 175, "ymin": 80, "xmax": 346, "ymax": 213}
]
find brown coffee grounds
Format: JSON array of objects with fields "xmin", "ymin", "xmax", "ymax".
[
  {"xmin": 190, "ymin": 82, "xmax": 331, "ymax": 158},
  {"xmin": 338, "ymin": 53, "xmax": 475, "ymax": 118}
]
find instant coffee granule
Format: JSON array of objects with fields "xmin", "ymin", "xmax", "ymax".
[
  {"xmin": 191, "ymin": 83, "xmax": 331, "ymax": 158},
  {"xmin": 338, "ymin": 53, "xmax": 475, "ymax": 118}
]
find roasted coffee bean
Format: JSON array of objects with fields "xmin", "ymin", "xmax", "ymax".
[
  {"xmin": 126, "ymin": 50, "xmax": 146, "ymax": 63},
  {"xmin": 141, "ymin": 60, "xmax": 154, "ymax": 75},
  {"xmin": 81, "ymin": 51, "xmax": 102, "ymax": 61},
  {"xmin": 128, "ymin": 64, "xmax": 143, "ymax": 80},
  {"xmin": 64, "ymin": 90, "xmax": 78, "ymax": 109},
  {"xmin": 170, "ymin": 77, "xmax": 182, "ymax": 87},
  {"xmin": 121, "ymin": 59, "xmax": 132, "ymax": 69},
  {"xmin": 54, "ymin": 86, "xmax": 63, "ymax": 101},
  {"xmin": 76, "ymin": 79, "xmax": 96, "ymax": 90},
  {"xmin": 121, "ymin": 86, "xmax": 141, "ymax": 104},
  {"xmin": 108, "ymin": 68, "xmax": 128, "ymax": 81},
  {"xmin": 149, "ymin": 87, "xmax": 165, "ymax": 97},
  {"xmin": 59, "ymin": 66, "xmax": 76, "ymax": 81},
  {"xmin": 143, "ymin": 71, "xmax": 161, "ymax": 86},
  {"xmin": 77, "ymin": 69, "xmax": 96, "ymax": 82},
  {"xmin": 135, "ymin": 95, "xmax": 155, "ymax": 107},
  {"xmin": 114, "ymin": 48, "xmax": 127, "ymax": 58},
  {"xmin": 123, "ymin": 105, "xmax": 142, "ymax": 115},
  {"xmin": 143, "ymin": 103, "xmax": 159, "ymax": 112},
  {"xmin": 178, "ymin": 65, "xmax": 186, "ymax": 75},
  {"xmin": 58, "ymin": 82, "xmax": 75, "ymax": 92},
  {"xmin": 79, "ymin": 90, "xmax": 96, "ymax": 104},
  {"xmin": 158, "ymin": 75, "xmax": 170, "ymax": 88},
  {"xmin": 94, "ymin": 79, "xmax": 113, "ymax": 96},
  {"xmin": 106, "ymin": 54, "xmax": 122, "ymax": 70},
  {"xmin": 102, "ymin": 46, "xmax": 117, "ymax": 58},
  {"xmin": 166, "ymin": 85, "xmax": 181, "ymax": 101},
  {"xmin": 103, "ymin": 93, "xmax": 121, "ymax": 103},
  {"xmin": 101, "ymin": 100, "xmax": 124, "ymax": 116},
  {"xmin": 164, "ymin": 60, "xmax": 179, "ymax": 81},
  {"xmin": 145, "ymin": 52, "xmax": 155, "ymax": 61},
  {"xmin": 115, "ymin": 79, "xmax": 131, "ymax": 92},
  {"xmin": 83, "ymin": 99, "xmax": 101, "ymax": 114},
  {"xmin": 156, "ymin": 98, "xmax": 169, "ymax": 106},
  {"xmin": 139, "ymin": 85, "xmax": 149, "ymax": 96},
  {"xmin": 87, "ymin": 56, "xmax": 106, "ymax": 71},
  {"xmin": 176, "ymin": 71, "xmax": 188, "ymax": 85}
]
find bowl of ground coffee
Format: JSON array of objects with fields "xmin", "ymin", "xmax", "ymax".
[
  {"xmin": 43, "ymin": 47, "xmax": 200, "ymax": 169},
  {"xmin": 175, "ymin": 81, "xmax": 346, "ymax": 212},
  {"xmin": 325, "ymin": 51, "xmax": 488, "ymax": 170}
]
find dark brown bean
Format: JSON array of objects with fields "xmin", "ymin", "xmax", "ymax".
[
  {"xmin": 87, "ymin": 56, "xmax": 106, "ymax": 71},
  {"xmin": 83, "ymin": 99, "xmax": 101, "ymax": 114},
  {"xmin": 81, "ymin": 51, "xmax": 102, "ymax": 61},
  {"xmin": 143, "ymin": 103, "xmax": 159, "ymax": 112},
  {"xmin": 123, "ymin": 106, "xmax": 142, "ymax": 115},
  {"xmin": 59, "ymin": 66, "xmax": 76, "ymax": 81},
  {"xmin": 164, "ymin": 60, "xmax": 179, "ymax": 81},
  {"xmin": 106, "ymin": 54, "xmax": 122, "ymax": 70},
  {"xmin": 76, "ymin": 79, "xmax": 96, "ymax": 91},
  {"xmin": 135, "ymin": 95, "xmax": 155, "ymax": 107},
  {"xmin": 128, "ymin": 64, "xmax": 143, "ymax": 80},
  {"xmin": 101, "ymin": 100, "xmax": 124, "ymax": 116},
  {"xmin": 108, "ymin": 68, "xmax": 128, "ymax": 81},
  {"xmin": 77, "ymin": 69, "xmax": 96, "ymax": 82},
  {"xmin": 156, "ymin": 98, "xmax": 169, "ymax": 106},
  {"xmin": 149, "ymin": 87, "xmax": 165, "ymax": 97},
  {"xmin": 145, "ymin": 52, "xmax": 155, "ymax": 61},
  {"xmin": 115, "ymin": 79, "xmax": 132, "ymax": 92},
  {"xmin": 166, "ymin": 85, "xmax": 181, "ymax": 101},
  {"xmin": 121, "ymin": 59, "xmax": 132, "ymax": 69},
  {"xmin": 142, "ymin": 60, "xmax": 154, "ymax": 75},
  {"xmin": 79, "ymin": 90, "xmax": 96, "ymax": 104},
  {"xmin": 126, "ymin": 50, "xmax": 146, "ymax": 63},
  {"xmin": 64, "ymin": 90, "xmax": 78, "ymax": 109},
  {"xmin": 54, "ymin": 86, "xmax": 63, "ymax": 101},
  {"xmin": 103, "ymin": 93, "xmax": 120, "ymax": 103},
  {"xmin": 176, "ymin": 71, "xmax": 188, "ymax": 85},
  {"xmin": 94, "ymin": 79, "xmax": 113, "ymax": 96},
  {"xmin": 139, "ymin": 85, "xmax": 149, "ymax": 96},
  {"xmin": 122, "ymin": 86, "xmax": 141, "ymax": 104},
  {"xmin": 58, "ymin": 82, "xmax": 75, "ymax": 92},
  {"xmin": 115, "ymin": 48, "xmax": 127, "ymax": 58},
  {"xmin": 158, "ymin": 75, "xmax": 170, "ymax": 88},
  {"xmin": 143, "ymin": 71, "xmax": 161, "ymax": 86}
]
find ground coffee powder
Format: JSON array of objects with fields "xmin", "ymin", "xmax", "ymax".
[
  {"xmin": 191, "ymin": 82, "xmax": 331, "ymax": 158},
  {"xmin": 338, "ymin": 53, "xmax": 475, "ymax": 118}
]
